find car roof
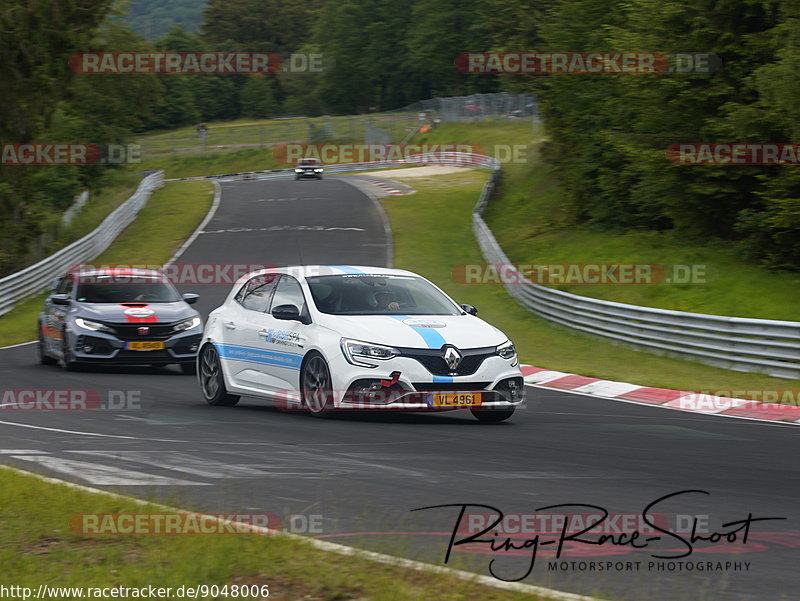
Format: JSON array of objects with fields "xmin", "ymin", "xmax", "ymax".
[{"xmin": 235, "ymin": 265, "xmax": 418, "ymax": 284}]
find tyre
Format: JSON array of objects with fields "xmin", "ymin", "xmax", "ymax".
[
  {"xmin": 180, "ymin": 362, "xmax": 197, "ymax": 375},
  {"xmin": 59, "ymin": 331, "xmax": 79, "ymax": 371},
  {"xmin": 471, "ymin": 406, "xmax": 515, "ymax": 424},
  {"xmin": 199, "ymin": 344, "xmax": 239, "ymax": 406},
  {"xmin": 37, "ymin": 325, "xmax": 56, "ymax": 365},
  {"xmin": 301, "ymin": 352, "xmax": 336, "ymax": 417}
]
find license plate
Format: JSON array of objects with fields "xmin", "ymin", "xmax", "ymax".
[
  {"xmin": 127, "ymin": 341, "xmax": 165, "ymax": 351},
  {"xmin": 430, "ymin": 392, "xmax": 482, "ymax": 407}
]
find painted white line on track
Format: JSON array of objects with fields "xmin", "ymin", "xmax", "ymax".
[
  {"xmin": 9, "ymin": 455, "xmax": 209, "ymax": 486},
  {"xmin": 0, "ymin": 340, "xmax": 36, "ymax": 350},
  {"xmin": 0, "ymin": 464, "xmax": 605, "ymax": 601},
  {"xmin": 165, "ymin": 179, "xmax": 223, "ymax": 267}
]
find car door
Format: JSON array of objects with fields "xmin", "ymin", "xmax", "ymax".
[
  {"xmin": 221, "ymin": 273, "xmax": 280, "ymax": 393},
  {"xmin": 236, "ymin": 274, "xmax": 310, "ymax": 396}
]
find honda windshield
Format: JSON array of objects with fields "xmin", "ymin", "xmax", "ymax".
[{"xmin": 75, "ymin": 275, "xmax": 182, "ymax": 303}]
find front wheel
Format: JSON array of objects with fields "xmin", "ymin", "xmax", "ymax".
[
  {"xmin": 471, "ymin": 406, "xmax": 515, "ymax": 424},
  {"xmin": 301, "ymin": 353, "xmax": 335, "ymax": 417},
  {"xmin": 199, "ymin": 344, "xmax": 239, "ymax": 406},
  {"xmin": 59, "ymin": 332, "xmax": 79, "ymax": 371},
  {"xmin": 38, "ymin": 326, "xmax": 56, "ymax": 365}
]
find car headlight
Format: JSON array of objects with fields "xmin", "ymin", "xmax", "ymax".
[
  {"xmin": 294, "ymin": 168, "xmax": 303, "ymax": 172},
  {"xmin": 75, "ymin": 318, "xmax": 113, "ymax": 333},
  {"xmin": 314, "ymin": 168, "xmax": 323, "ymax": 172},
  {"xmin": 340, "ymin": 338, "xmax": 399, "ymax": 368},
  {"xmin": 173, "ymin": 316, "xmax": 202, "ymax": 333},
  {"xmin": 496, "ymin": 340, "xmax": 518, "ymax": 365}
]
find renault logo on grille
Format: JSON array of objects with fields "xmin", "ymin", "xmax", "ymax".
[{"xmin": 444, "ymin": 347, "xmax": 462, "ymax": 370}]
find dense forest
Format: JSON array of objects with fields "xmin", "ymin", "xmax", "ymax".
[
  {"xmin": 123, "ymin": 0, "xmax": 206, "ymax": 40},
  {"xmin": 1, "ymin": 0, "xmax": 798, "ymax": 277}
]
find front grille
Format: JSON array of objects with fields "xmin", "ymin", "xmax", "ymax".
[
  {"xmin": 76, "ymin": 335, "xmax": 115, "ymax": 355},
  {"xmin": 106, "ymin": 323, "xmax": 178, "ymax": 340},
  {"xmin": 172, "ymin": 334, "xmax": 202, "ymax": 355},
  {"xmin": 397, "ymin": 346, "xmax": 496, "ymax": 376},
  {"xmin": 412, "ymin": 382, "xmax": 490, "ymax": 392}
]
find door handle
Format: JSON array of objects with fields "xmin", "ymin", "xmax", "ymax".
[{"xmin": 224, "ymin": 320, "xmax": 237, "ymax": 330}]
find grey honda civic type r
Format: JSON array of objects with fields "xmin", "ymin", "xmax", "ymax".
[{"xmin": 38, "ymin": 267, "xmax": 202, "ymax": 372}]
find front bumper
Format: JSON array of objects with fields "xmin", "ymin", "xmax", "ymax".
[
  {"xmin": 328, "ymin": 352, "xmax": 524, "ymax": 410},
  {"xmin": 295, "ymin": 169, "xmax": 323, "ymax": 178},
  {"xmin": 66, "ymin": 327, "xmax": 202, "ymax": 364}
]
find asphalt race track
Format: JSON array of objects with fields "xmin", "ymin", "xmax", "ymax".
[{"xmin": 1, "ymin": 176, "xmax": 798, "ymax": 601}]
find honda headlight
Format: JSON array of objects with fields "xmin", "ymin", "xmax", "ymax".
[
  {"xmin": 496, "ymin": 340, "xmax": 518, "ymax": 365},
  {"xmin": 173, "ymin": 316, "xmax": 202, "ymax": 333},
  {"xmin": 340, "ymin": 338, "xmax": 399, "ymax": 368},
  {"xmin": 75, "ymin": 318, "xmax": 113, "ymax": 333}
]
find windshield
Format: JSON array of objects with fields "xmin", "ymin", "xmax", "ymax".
[
  {"xmin": 75, "ymin": 275, "xmax": 182, "ymax": 303},
  {"xmin": 298, "ymin": 159, "xmax": 319, "ymax": 166},
  {"xmin": 306, "ymin": 274, "xmax": 460, "ymax": 316}
]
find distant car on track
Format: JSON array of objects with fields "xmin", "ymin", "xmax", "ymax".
[
  {"xmin": 294, "ymin": 158, "xmax": 324, "ymax": 180},
  {"xmin": 198, "ymin": 265, "xmax": 524, "ymax": 422},
  {"xmin": 38, "ymin": 267, "xmax": 202, "ymax": 373}
]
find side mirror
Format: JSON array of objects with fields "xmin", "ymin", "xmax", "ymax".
[
  {"xmin": 182, "ymin": 293, "xmax": 199, "ymax": 305},
  {"xmin": 460, "ymin": 303, "xmax": 478, "ymax": 316},
  {"xmin": 51, "ymin": 294, "xmax": 71, "ymax": 306},
  {"xmin": 272, "ymin": 304, "xmax": 301, "ymax": 321}
]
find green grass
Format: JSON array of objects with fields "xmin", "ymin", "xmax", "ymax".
[
  {"xmin": 0, "ymin": 180, "xmax": 214, "ymax": 347},
  {"xmin": 413, "ymin": 122, "xmax": 800, "ymax": 321},
  {"xmin": 135, "ymin": 147, "xmax": 283, "ymax": 180},
  {"xmin": 0, "ymin": 466, "xmax": 555, "ymax": 601},
  {"xmin": 138, "ymin": 113, "xmax": 418, "ymax": 159},
  {"xmin": 383, "ymin": 170, "xmax": 800, "ymax": 392}
]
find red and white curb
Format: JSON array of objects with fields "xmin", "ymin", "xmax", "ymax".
[
  {"xmin": 360, "ymin": 177, "xmax": 405, "ymax": 195},
  {"xmin": 520, "ymin": 365, "xmax": 800, "ymax": 425}
]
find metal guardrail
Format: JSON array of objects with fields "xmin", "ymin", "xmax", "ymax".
[
  {"xmin": 471, "ymin": 158, "xmax": 800, "ymax": 379},
  {"xmin": 0, "ymin": 171, "xmax": 165, "ymax": 317}
]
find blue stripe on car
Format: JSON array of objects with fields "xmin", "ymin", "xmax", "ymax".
[
  {"xmin": 329, "ymin": 265, "xmax": 365, "ymax": 274},
  {"xmin": 216, "ymin": 343, "xmax": 302, "ymax": 370},
  {"xmin": 388, "ymin": 315, "xmax": 446, "ymax": 350}
]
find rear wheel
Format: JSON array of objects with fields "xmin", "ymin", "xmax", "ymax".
[
  {"xmin": 301, "ymin": 352, "xmax": 335, "ymax": 417},
  {"xmin": 38, "ymin": 326, "xmax": 56, "ymax": 365},
  {"xmin": 199, "ymin": 344, "xmax": 239, "ymax": 406},
  {"xmin": 471, "ymin": 406, "xmax": 515, "ymax": 424}
]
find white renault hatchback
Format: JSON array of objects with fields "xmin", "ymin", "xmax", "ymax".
[{"xmin": 198, "ymin": 266, "xmax": 524, "ymax": 422}]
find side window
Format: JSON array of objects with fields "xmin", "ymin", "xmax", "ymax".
[
  {"xmin": 269, "ymin": 276, "xmax": 307, "ymax": 314},
  {"xmin": 236, "ymin": 274, "xmax": 279, "ymax": 312}
]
